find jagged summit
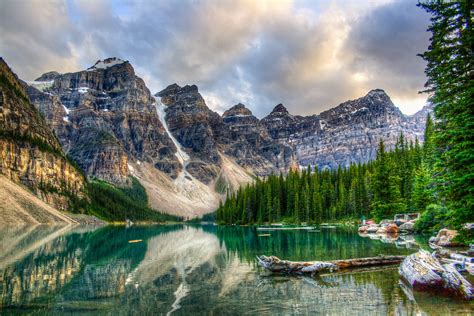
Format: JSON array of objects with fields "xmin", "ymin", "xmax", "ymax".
[
  {"xmin": 156, "ymin": 84, "xmax": 199, "ymax": 98},
  {"xmin": 87, "ymin": 57, "xmax": 127, "ymax": 70},
  {"xmin": 156, "ymin": 83, "xmax": 181, "ymax": 97},
  {"xmin": 222, "ymin": 103, "xmax": 253, "ymax": 118},
  {"xmin": 365, "ymin": 88, "xmax": 393, "ymax": 103},
  {"xmin": 270, "ymin": 103, "xmax": 289, "ymax": 115},
  {"xmin": 35, "ymin": 71, "xmax": 61, "ymax": 82},
  {"xmin": 367, "ymin": 88, "xmax": 387, "ymax": 96},
  {"xmin": 181, "ymin": 84, "xmax": 199, "ymax": 93}
]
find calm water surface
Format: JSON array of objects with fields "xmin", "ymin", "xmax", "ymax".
[{"xmin": 0, "ymin": 225, "xmax": 472, "ymax": 315}]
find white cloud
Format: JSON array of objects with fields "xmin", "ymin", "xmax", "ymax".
[{"xmin": 0, "ymin": 0, "xmax": 430, "ymax": 117}]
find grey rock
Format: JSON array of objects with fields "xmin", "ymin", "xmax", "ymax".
[
  {"xmin": 399, "ymin": 222, "xmax": 415, "ymax": 232},
  {"xmin": 366, "ymin": 225, "xmax": 380, "ymax": 233},
  {"xmin": 27, "ymin": 58, "xmax": 179, "ymax": 185}
]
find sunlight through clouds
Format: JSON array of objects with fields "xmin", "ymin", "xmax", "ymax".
[{"xmin": 0, "ymin": 0, "xmax": 430, "ymax": 117}]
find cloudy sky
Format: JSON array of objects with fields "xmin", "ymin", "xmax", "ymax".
[{"xmin": 0, "ymin": 0, "xmax": 431, "ymax": 117}]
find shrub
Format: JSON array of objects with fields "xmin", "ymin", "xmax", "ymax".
[{"xmin": 414, "ymin": 204, "xmax": 448, "ymax": 233}]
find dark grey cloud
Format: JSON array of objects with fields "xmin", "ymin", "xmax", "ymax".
[
  {"xmin": 0, "ymin": 0, "xmax": 82, "ymax": 78},
  {"xmin": 0, "ymin": 0, "xmax": 431, "ymax": 117},
  {"xmin": 345, "ymin": 0, "xmax": 431, "ymax": 113}
]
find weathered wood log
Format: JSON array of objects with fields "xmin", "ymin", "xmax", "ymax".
[
  {"xmin": 399, "ymin": 250, "xmax": 473, "ymax": 300},
  {"xmin": 399, "ymin": 250, "xmax": 445, "ymax": 288},
  {"xmin": 257, "ymin": 254, "xmax": 406, "ymax": 275}
]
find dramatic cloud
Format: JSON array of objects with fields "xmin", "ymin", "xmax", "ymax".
[{"xmin": 0, "ymin": 0, "xmax": 430, "ymax": 116}]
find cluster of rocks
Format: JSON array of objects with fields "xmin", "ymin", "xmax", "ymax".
[{"xmin": 358, "ymin": 219, "xmax": 416, "ymax": 235}]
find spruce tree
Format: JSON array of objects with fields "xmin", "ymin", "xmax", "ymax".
[{"xmin": 418, "ymin": 1, "xmax": 474, "ymax": 225}]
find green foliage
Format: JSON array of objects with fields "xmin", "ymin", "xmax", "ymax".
[
  {"xmin": 414, "ymin": 204, "xmax": 448, "ymax": 233},
  {"xmin": 217, "ymin": 134, "xmax": 433, "ymax": 225},
  {"xmin": 418, "ymin": 1, "xmax": 474, "ymax": 227},
  {"xmin": 0, "ymin": 73, "xmax": 31, "ymax": 105},
  {"xmin": 87, "ymin": 178, "xmax": 181, "ymax": 222},
  {"xmin": 214, "ymin": 174, "xmax": 228, "ymax": 194},
  {"xmin": 454, "ymin": 227, "xmax": 474, "ymax": 246},
  {"xmin": 0, "ymin": 130, "xmax": 63, "ymax": 157},
  {"xmin": 120, "ymin": 177, "xmax": 148, "ymax": 204}
]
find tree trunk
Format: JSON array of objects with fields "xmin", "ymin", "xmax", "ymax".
[{"xmin": 257, "ymin": 254, "xmax": 406, "ymax": 275}]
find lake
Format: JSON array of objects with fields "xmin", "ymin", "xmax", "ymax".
[{"xmin": 0, "ymin": 225, "xmax": 472, "ymax": 315}]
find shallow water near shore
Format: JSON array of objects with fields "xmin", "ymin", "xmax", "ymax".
[{"xmin": 0, "ymin": 225, "xmax": 472, "ymax": 315}]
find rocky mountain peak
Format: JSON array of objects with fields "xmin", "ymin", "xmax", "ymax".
[
  {"xmin": 319, "ymin": 88, "xmax": 399, "ymax": 122},
  {"xmin": 87, "ymin": 57, "xmax": 127, "ymax": 70},
  {"xmin": 365, "ymin": 88, "xmax": 393, "ymax": 104},
  {"xmin": 35, "ymin": 71, "xmax": 61, "ymax": 82},
  {"xmin": 222, "ymin": 103, "xmax": 253, "ymax": 118},
  {"xmin": 271, "ymin": 103, "xmax": 289, "ymax": 115},
  {"xmin": 157, "ymin": 83, "xmax": 205, "ymax": 108},
  {"xmin": 156, "ymin": 83, "xmax": 182, "ymax": 98},
  {"xmin": 367, "ymin": 88, "xmax": 387, "ymax": 96}
]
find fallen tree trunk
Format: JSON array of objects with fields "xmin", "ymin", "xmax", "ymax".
[
  {"xmin": 257, "ymin": 254, "xmax": 406, "ymax": 275},
  {"xmin": 399, "ymin": 250, "xmax": 473, "ymax": 300}
]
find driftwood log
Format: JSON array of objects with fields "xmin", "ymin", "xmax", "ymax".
[
  {"xmin": 257, "ymin": 255, "xmax": 406, "ymax": 275},
  {"xmin": 399, "ymin": 250, "xmax": 473, "ymax": 300}
]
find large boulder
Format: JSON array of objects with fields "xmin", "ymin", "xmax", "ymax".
[
  {"xmin": 430, "ymin": 229, "xmax": 462, "ymax": 247},
  {"xmin": 379, "ymin": 219, "xmax": 395, "ymax": 227},
  {"xmin": 385, "ymin": 223, "xmax": 400, "ymax": 234},
  {"xmin": 376, "ymin": 227, "xmax": 387, "ymax": 234},
  {"xmin": 399, "ymin": 221, "xmax": 415, "ymax": 232}
]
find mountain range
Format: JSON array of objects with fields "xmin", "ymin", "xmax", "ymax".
[{"xmin": 0, "ymin": 57, "xmax": 431, "ymax": 219}]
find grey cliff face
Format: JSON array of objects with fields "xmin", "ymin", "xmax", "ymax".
[
  {"xmin": 24, "ymin": 57, "xmax": 430, "ymax": 195},
  {"xmin": 0, "ymin": 58, "xmax": 86, "ymax": 210},
  {"xmin": 255, "ymin": 89, "xmax": 430, "ymax": 170},
  {"xmin": 27, "ymin": 58, "xmax": 179, "ymax": 185},
  {"xmin": 221, "ymin": 103, "xmax": 276, "ymax": 175},
  {"xmin": 156, "ymin": 84, "xmax": 225, "ymax": 183}
]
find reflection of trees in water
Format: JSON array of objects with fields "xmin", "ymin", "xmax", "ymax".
[
  {"xmin": 206, "ymin": 225, "xmax": 416, "ymax": 264},
  {"xmin": 0, "ymin": 225, "xmax": 75, "ymax": 269},
  {"xmin": 0, "ymin": 225, "xmax": 183, "ymax": 309},
  {"xmin": 0, "ymin": 225, "xmax": 471, "ymax": 314}
]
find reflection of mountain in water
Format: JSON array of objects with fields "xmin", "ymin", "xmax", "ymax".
[{"xmin": 0, "ymin": 225, "xmax": 471, "ymax": 314}]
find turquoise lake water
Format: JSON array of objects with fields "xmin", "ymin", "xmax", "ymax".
[{"xmin": 0, "ymin": 225, "xmax": 472, "ymax": 315}]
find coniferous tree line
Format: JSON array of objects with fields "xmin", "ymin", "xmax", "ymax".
[
  {"xmin": 218, "ymin": 1, "xmax": 473, "ymax": 237},
  {"xmin": 217, "ymin": 123, "xmax": 434, "ymax": 224}
]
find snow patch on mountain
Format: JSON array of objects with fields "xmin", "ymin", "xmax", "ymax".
[
  {"xmin": 26, "ymin": 80, "xmax": 54, "ymax": 92},
  {"xmin": 87, "ymin": 57, "xmax": 126, "ymax": 71}
]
